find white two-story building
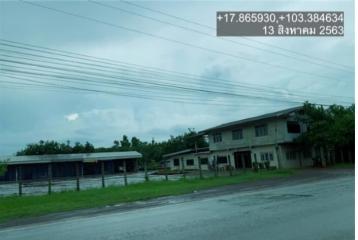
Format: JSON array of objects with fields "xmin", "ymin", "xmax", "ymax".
[{"xmin": 164, "ymin": 106, "xmax": 314, "ymax": 170}]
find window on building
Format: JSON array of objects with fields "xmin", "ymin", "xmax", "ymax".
[
  {"xmin": 255, "ymin": 125, "xmax": 268, "ymax": 137},
  {"xmin": 217, "ymin": 156, "xmax": 227, "ymax": 164},
  {"xmin": 260, "ymin": 152, "xmax": 274, "ymax": 161},
  {"xmin": 286, "ymin": 151, "xmax": 297, "ymax": 160},
  {"xmin": 173, "ymin": 159, "xmax": 179, "ymax": 166},
  {"xmin": 213, "ymin": 132, "xmax": 222, "ymax": 143},
  {"xmin": 287, "ymin": 121, "xmax": 301, "ymax": 133},
  {"xmin": 186, "ymin": 159, "xmax": 194, "ymax": 166},
  {"xmin": 232, "ymin": 129, "xmax": 243, "ymax": 140},
  {"xmin": 200, "ymin": 158, "xmax": 208, "ymax": 164}
]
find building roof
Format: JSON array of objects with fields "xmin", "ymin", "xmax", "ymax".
[
  {"xmin": 199, "ymin": 106, "xmax": 303, "ymax": 134},
  {"xmin": 162, "ymin": 147, "xmax": 210, "ymax": 159},
  {"xmin": 0, "ymin": 151, "xmax": 142, "ymax": 165}
]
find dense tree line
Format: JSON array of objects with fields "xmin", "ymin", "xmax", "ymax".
[
  {"xmin": 16, "ymin": 129, "xmax": 208, "ymax": 168},
  {"xmin": 296, "ymin": 102, "xmax": 354, "ymax": 162}
]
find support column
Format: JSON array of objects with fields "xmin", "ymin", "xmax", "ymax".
[
  {"xmin": 144, "ymin": 159, "xmax": 149, "ymax": 181},
  {"xmin": 18, "ymin": 165, "xmax": 22, "ymax": 196},
  {"xmin": 181, "ymin": 157, "xmax": 186, "ymax": 179},
  {"xmin": 101, "ymin": 161, "xmax": 105, "ymax": 188},
  {"xmin": 228, "ymin": 154, "xmax": 233, "ymax": 176},
  {"xmin": 214, "ymin": 156, "xmax": 218, "ymax": 177},
  {"xmin": 276, "ymin": 145, "xmax": 282, "ymax": 169},
  {"xmin": 48, "ymin": 163, "xmax": 52, "ymax": 195},
  {"xmin": 340, "ymin": 149, "xmax": 344, "ymax": 163},
  {"xmin": 76, "ymin": 162, "xmax": 80, "ymax": 191},
  {"xmin": 348, "ymin": 150, "xmax": 353, "ymax": 163},
  {"xmin": 320, "ymin": 147, "xmax": 326, "ymax": 167},
  {"xmin": 242, "ymin": 154, "xmax": 246, "ymax": 170},
  {"xmin": 123, "ymin": 160, "xmax": 128, "ymax": 186},
  {"xmin": 198, "ymin": 156, "xmax": 203, "ymax": 179}
]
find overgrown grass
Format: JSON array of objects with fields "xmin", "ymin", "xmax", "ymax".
[{"xmin": 0, "ymin": 170, "xmax": 294, "ymax": 223}]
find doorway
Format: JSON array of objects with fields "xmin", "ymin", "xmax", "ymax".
[{"xmin": 234, "ymin": 151, "xmax": 252, "ymax": 169}]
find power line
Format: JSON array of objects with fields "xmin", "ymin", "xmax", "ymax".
[
  {"xmin": 0, "ymin": 47, "xmax": 335, "ymax": 101},
  {"xmin": 2, "ymin": 40, "xmax": 349, "ymax": 102},
  {"xmin": 90, "ymin": 0, "xmax": 352, "ymax": 73},
  {"xmin": 19, "ymin": 0, "xmax": 348, "ymax": 83},
  {"xmin": 0, "ymin": 73, "xmax": 298, "ymax": 108},
  {"xmin": 1, "ymin": 57, "xmax": 351, "ymax": 107},
  {"xmin": 0, "ymin": 40, "xmax": 353, "ymax": 105},
  {"xmin": 1, "ymin": 47, "xmax": 350, "ymax": 105},
  {"xmin": 121, "ymin": 0, "xmax": 353, "ymax": 71},
  {"xmin": 0, "ymin": 61, "xmax": 307, "ymax": 105}
]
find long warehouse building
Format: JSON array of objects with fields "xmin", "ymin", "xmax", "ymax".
[{"xmin": 0, "ymin": 151, "xmax": 142, "ymax": 181}]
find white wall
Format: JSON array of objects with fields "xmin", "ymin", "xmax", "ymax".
[
  {"xmin": 250, "ymin": 145, "xmax": 279, "ymax": 168},
  {"xmin": 208, "ymin": 116, "xmax": 306, "ymax": 153},
  {"xmin": 166, "ymin": 152, "xmax": 210, "ymax": 170},
  {"xmin": 279, "ymin": 145, "xmax": 313, "ymax": 168}
]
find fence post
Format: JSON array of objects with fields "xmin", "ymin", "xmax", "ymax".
[
  {"xmin": 181, "ymin": 158, "xmax": 186, "ymax": 179},
  {"xmin": 48, "ymin": 163, "xmax": 52, "ymax": 195},
  {"xmin": 101, "ymin": 161, "xmax": 105, "ymax": 188},
  {"xmin": 123, "ymin": 160, "xmax": 128, "ymax": 186},
  {"xmin": 18, "ymin": 165, "xmax": 22, "ymax": 196},
  {"xmin": 144, "ymin": 159, "xmax": 149, "ymax": 181},
  {"xmin": 198, "ymin": 156, "xmax": 203, "ymax": 179},
  {"xmin": 76, "ymin": 162, "xmax": 80, "ymax": 191},
  {"xmin": 228, "ymin": 155, "xmax": 233, "ymax": 176},
  {"xmin": 214, "ymin": 157, "xmax": 218, "ymax": 177}
]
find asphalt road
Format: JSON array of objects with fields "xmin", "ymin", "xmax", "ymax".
[{"xmin": 0, "ymin": 172, "xmax": 354, "ymax": 240}]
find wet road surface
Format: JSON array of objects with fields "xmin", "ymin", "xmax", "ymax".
[{"xmin": 0, "ymin": 173, "xmax": 354, "ymax": 240}]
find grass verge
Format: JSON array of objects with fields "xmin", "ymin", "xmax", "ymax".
[{"xmin": 0, "ymin": 169, "xmax": 294, "ymax": 223}]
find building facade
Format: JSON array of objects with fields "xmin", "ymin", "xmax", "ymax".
[{"xmin": 164, "ymin": 107, "xmax": 315, "ymax": 170}]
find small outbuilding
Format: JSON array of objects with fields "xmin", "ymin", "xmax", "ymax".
[{"xmin": 163, "ymin": 147, "xmax": 210, "ymax": 171}]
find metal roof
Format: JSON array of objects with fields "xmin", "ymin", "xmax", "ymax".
[
  {"xmin": 0, "ymin": 151, "xmax": 142, "ymax": 165},
  {"xmin": 162, "ymin": 147, "xmax": 210, "ymax": 158},
  {"xmin": 199, "ymin": 106, "xmax": 303, "ymax": 134}
]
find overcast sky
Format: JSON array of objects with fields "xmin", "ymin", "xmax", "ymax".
[{"xmin": 0, "ymin": 0, "xmax": 354, "ymax": 155}]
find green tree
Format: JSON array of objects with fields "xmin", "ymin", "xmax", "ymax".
[
  {"xmin": 84, "ymin": 142, "xmax": 95, "ymax": 153},
  {"xmin": 0, "ymin": 162, "xmax": 7, "ymax": 176},
  {"xmin": 296, "ymin": 102, "xmax": 354, "ymax": 163},
  {"xmin": 120, "ymin": 135, "xmax": 131, "ymax": 150}
]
